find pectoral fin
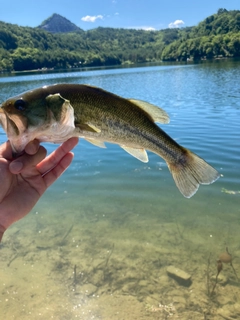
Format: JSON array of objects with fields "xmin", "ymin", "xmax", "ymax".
[
  {"xmin": 129, "ymin": 99, "xmax": 170, "ymax": 124},
  {"xmin": 85, "ymin": 138, "xmax": 106, "ymax": 148},
  {"xmin": 76, "ymin": 123, "xmax": 101, "ymax": 133},
  {"xmin": 121, "ymin": 146, "xmax": 148, "ymax": 163},
  {"xmin": 87, "ymin": 123, "xmax": 101, "ymax": 133}
]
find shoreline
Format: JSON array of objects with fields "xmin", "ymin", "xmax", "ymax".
[{"xmin": 1, "ymin": 57, "xmax": 239, "ymax": 76}]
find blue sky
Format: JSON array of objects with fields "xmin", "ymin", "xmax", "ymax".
[{"xmin": 0, "ymin": 0, "xmax": 239, "ymax": 30}]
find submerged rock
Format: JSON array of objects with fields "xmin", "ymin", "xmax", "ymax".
[{"xmin": 166, "ymin": 265, "xmax": 192, "ymax": 287}]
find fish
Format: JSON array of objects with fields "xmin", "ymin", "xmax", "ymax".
[{"xmin": 0, "ymin": 83, "xmax": 220, "ymax": 198}]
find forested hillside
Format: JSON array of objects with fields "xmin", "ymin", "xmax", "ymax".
[
  {"xmin": 0, "ymin": 22, "xmax": 173, "ymax": 71},
  {"xmin": 162, "ymin": 9, "xmax": 240, "ymax": 60},
  {"xmin": 0, "ymin": 8, "xmax": 239, "ymax": 72}
]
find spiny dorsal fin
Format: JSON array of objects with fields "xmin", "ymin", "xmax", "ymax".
[
  {"xmin": 121, "ymin": 145, "xmax": 148, "ymax": 163},
  {"xmin": 85, "ymin": 138, "xmax": 106, "ymax": 148},
  {"xmin": 129, "ymin": 99, "xmax": 170, "ymax": 124}
]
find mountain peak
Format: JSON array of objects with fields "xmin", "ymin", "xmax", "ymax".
[{"xmin": 38, "ymin": 13, "xmax": 81, "ymax": 33}]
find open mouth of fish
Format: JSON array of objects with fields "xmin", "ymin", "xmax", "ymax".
[{"xmin": 0, "ymin": 103, "xmax": 76, "ymax": 154}]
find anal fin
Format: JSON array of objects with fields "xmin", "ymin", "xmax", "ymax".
[{"xmin": 121, "ymin": 146, "xmax": 148, "ymax": 163}]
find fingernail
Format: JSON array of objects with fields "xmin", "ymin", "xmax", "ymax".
[{"xmin": 10, "ymin": 161, "xmax": 23, "ymax": 173}]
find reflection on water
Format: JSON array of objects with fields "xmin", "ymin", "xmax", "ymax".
[{"xmin": 0, "ymin": 60, "xmax": 240, "ymax": 319}]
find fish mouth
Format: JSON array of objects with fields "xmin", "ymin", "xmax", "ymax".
[
  {"xmin": 0, "ymin": 108, "xmax": 8, "ymax": 132},
  {"xmin": 0, "ymin": 108, "xmax": 29, "ymax": 153},
  {"xmin": 0, "ymin": 109, "xmax": 25, "ymax": 136}
]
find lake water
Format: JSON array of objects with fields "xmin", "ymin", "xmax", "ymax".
[{"xmin": 0, "ymin": 60, "xmax": 240, "ymax": 319}]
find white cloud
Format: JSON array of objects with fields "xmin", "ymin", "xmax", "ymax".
[
  {"xmin": 168, "ymin": 20, "xmax": 185, "ymax": 28},
  {"xmin": 81, "ymin": 15, "xmax": 103, "ymax": 23}
]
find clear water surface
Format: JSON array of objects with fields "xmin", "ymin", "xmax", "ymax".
[{"xmin": 0, "ymin": 60, "xmax": 240, "ymax": 319}]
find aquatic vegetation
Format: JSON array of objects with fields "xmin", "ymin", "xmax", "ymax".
[
  {"xmin": 209, "ymin": 247, "xmax": 239, "ymax": 297},
  {"xmin": 221, "ymin": 188, "xmax": 240, "ymax": 195},
  {"xmin": 219, "ymin": 249, "xmax": 232, "ymax": 264},
  {"xmin": 211, "ymin": 259, "xmax": 223, "ymax": 296},
  {"xmin": 219, "ymin": 247, "xmax": 239, "ymax": 281}
]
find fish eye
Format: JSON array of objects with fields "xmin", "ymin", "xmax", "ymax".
[{"xmin": 14, "ymin": 99, "xmax": 26, "ymax": 111}]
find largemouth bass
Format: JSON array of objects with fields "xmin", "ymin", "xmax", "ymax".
[{"xmin": 0, "ymin": 83, "xmax": 220, "ymax": 198}]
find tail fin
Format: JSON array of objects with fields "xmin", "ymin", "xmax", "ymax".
[{"xmin": 168, "ymin": 148, "xmax": 220, "ymax": 198}]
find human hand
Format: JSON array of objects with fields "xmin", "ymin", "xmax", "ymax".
[{"xmin": 0, "ymin": 137, "xmax": 79, "ymax": 240}]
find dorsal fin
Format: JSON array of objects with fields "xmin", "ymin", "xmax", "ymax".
[{"xmin": 129, "ymin": 99, "xmax": 170, "ymax": 124}]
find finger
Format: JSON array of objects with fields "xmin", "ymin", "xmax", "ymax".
[
  {"xmin": 43, "ymin": 152, "xmax": 74, "ymax": 187},
  {"xmin": 37, "ymin": 137, "xmax": 78, "ymax": 175},
  {"xmin": 0, "ymin": 141, "xmax": 13, "ymax": 160},
  {"xmin": 9, "ymin": 146, "xmax": 47, "ymax": 174},
  {"xmin": 24, "ymin": 140, "xmax": 40, "ymax": 155},
  {"xmin": 0, "ymin": 139, "xmax": 40, "ymax": 160}
]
